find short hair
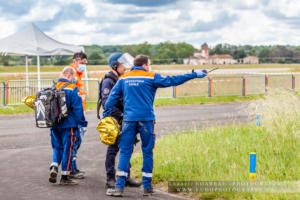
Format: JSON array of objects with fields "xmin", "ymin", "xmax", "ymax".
[
  {"xmin": 134, "ymin": 55, "xmax": 149, "ymax": 66},
  {"xmin": 62, "ymin": 66, "xmax": 76, "ymax": 76},
  {"xmin": 72, "ymin": 51, "xmax": 87, "ymax": 60}
]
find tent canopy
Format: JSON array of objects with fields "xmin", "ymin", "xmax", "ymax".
[
  {"xmin": 0, "ymin": 23, "xmax": 85, "ymax": 91},
  {"xmin": 0, "ymin": 23, "xmax": 84, "ymax": 56}
]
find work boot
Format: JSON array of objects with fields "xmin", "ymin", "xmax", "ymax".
[
  {"xmin": 105, "ymin": 178, "xmax": 116, "ymax": 189},
  {"xmin": 69, "ymin": 170, "xmax": 84, "ymax": 179},
  {"xmin": 126, "ymin": 177, "xmax": 141, "ymax": 187},
  {"xmin": 111, "ymin": 188, "xmax": 124, "ymax": 197},
  {"xmin": 59, "ymin": 175, "xmax": 78, "ymax": 185},
  {"xmin": 48, "ymin": 166, "xmax": 58, "ymax": 183},
  {"xmin": 143, "ymin": 187, "xmax": 154, "ymax": 196}
]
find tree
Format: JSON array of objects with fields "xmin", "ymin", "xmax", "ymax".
[
  {"xmin": 233, "ymin": 49, "xmax": 246, "ymax": 59},
  {"xmin": 176, "ymin": 42, "xmax": 195, "ymax": 58}
]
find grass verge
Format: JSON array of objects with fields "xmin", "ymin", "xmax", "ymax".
[{"xmin": 131, "ymin": 90, "xmax": 300, "ymax": 200}]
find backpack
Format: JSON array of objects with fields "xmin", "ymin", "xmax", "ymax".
[
  {"xmin": 34, "ymin": 82, "xmax": 70, "ymax": 128},
  {"xmin": 97, "ymin": 73, "xmax": 119, "ymax": 120}
]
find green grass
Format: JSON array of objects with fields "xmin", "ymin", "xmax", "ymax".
[
  {"xmin": 131, "ymin": 124, "xmax": 299, "ymax": 199},
  {"xmin": 0, "ymin": 105, "xmax": 35, "ymax": 115},
  {"xmin": 131, "ymin": 90, "xmax": 300, "ymax": 199},
  {"xmin": 1, "ymin": 63, "xmax": 300, "ymax": 74}
]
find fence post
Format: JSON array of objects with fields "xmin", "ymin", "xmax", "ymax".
[
  {"xmin": 172, "ymin": 86, "xmax": 177, "ymax": 99},
  {"xmin": 242, "ymin": 76, "xmax": 246, "ymax": 96},
  {"xmin": 292, "ymin": 74, "xmax": 295, "ymax": 90},
  {"xmin": 208, "ymin": 77, "xmax": 212, "ymax": 97},
  {"xmin": 5, "ymin": 81, "xmax": 8, "ymax": 105},
  {"xmin": 265, "ymin": 75, "xmax": 268, "ymax": 93},
  {"xmin": 2, "ymin": 82, "xmax": 6, "ymax": 106}
]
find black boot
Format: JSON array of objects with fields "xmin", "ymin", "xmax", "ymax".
[
  {"xmin": 59, "ymin": 175, "xmax": 78, "ymax": 185},
  {"xmin": 105, "ymin": 177, "xmax": 116, "ymax": 189},
  {"xmin": 126, "ymin": 177, "xmax": 141, "ymax": 187},
  {"xmin": 143, "ymin": 187, "xmax": 154, "ymax": 196},
  {"xmin": 48, "ymin": 166, "xmax": 58, "ymax": 183},
  {"xmin": 69, "ymin": 170, "xmax": 84, "ymax": 179}
]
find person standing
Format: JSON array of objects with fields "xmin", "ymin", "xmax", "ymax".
[
  {"xmin": 103, "ymin": 55, "xmax": 207, "ymax": 197},
  {"xmin": 69, "ymin": 52, "xmax": 88, "ymax": 179},
  {"xmin": 49, "ymin": 67, "xmax": 87, "ymax": 185},
  {"xmin": 98, "ymin": 53, "xmax": 141, "ymax": 196}
]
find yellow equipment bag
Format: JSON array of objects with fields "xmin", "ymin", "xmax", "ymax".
[
  {"xmin": 22, "ymin": 95, "xmax": 36, "ymax": 110},
  {"xmin": 96, "ymin": 116, "xmax": 120, "ymax": 145}
]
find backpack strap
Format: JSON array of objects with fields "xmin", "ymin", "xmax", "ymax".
[{"xmin": 59, "ymin": 82, "xmax": 71, "ymax": 91}]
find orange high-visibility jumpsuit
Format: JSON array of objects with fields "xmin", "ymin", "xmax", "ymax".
[{"xmin": 70, "ymin": 64, "xmax": 86, "ymax": 111}]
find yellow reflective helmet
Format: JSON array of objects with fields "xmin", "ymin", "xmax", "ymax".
[
  {"xmin": 22, "ymin": 95, "xmax": 36, "ymax": 110},
  {"xmin": 96, "ymin": 116, "xmax": 120, "ymax": 145}
]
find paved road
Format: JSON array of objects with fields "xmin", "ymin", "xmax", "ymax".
[{"xmin": 0, "ymin": 103, "xmax": 249, "ymax": 200}]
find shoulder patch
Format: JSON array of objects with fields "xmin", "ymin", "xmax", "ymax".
[{"xmin": 104, "ymin": 88, "xmax": 110, "ymax": 95}]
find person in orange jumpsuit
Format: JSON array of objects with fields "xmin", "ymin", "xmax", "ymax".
[
  {"xmin": 69, "ymin": 52, "xmax": 88, "ymax": 111},
  {"xmin": 69, "ymin": 51, "xmax": 88, "ymax": 179}
]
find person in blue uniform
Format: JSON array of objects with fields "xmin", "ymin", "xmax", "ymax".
[
  {"xmin": 103, "ymin": 55, "xmax": 207, "ymax": 197},
  {"xmin": 49, "ymin": 67, "xmax": 88, "ymax": 185},
  {"xmin": 99, "ymin": 53, "xmax": 141, "ymax": 196}
]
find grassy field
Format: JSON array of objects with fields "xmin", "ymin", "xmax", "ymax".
[
  {"xmin": 0, "ymin": 63, "xmax": 300, "ymax": 74},
  {"xmin": 131, "ymin": 90, "xmax": 300, "ymax": 200},
  {"xmin": 0, "ymin": 95, "xmax": 263, "ymax": 115}
]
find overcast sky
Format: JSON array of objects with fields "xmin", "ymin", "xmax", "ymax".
[{"xmin": 1, "ymin": 0, "xmax": 300, "ymax": 48}]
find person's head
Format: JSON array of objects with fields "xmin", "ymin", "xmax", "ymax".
[
  {"xmin": 108, "ymin": 53, "xmax": 127, "ymax": 76},
  {"xmin": 134, "ymin": 55, "xmax": 151, "ymax": 71},
  {"xmin": 72, "ymin": 51, "xmax": 88, "ymax": 68},
  {"xmin": 62, "ymin": 66, "xmax": 76, "ymax": 82}
]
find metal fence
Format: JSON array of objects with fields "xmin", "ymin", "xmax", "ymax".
[{"xmin": 0, "ymin": 74, "xmax": 299, "ymax": 106}]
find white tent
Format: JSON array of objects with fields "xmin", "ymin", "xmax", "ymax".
[{"xmin": 0, "ymin": 23, "xmax": 85, "ymax": 90}]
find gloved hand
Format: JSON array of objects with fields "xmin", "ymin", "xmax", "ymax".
[
  {"xmin": 195, "ymin": 69, "xmax": 207, "ymax": 78},
  {"xmin": 78, "ymin": 125, "xmax": 87, "ymax": 136}
]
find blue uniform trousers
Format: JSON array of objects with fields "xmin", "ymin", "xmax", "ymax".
[
  {"xmin": 50, "ymin": 127, "xmax": 78, "ymax": 175},
  {"xmin": 116, "ymin": 121, "xmax": 155, "ymax": 189}
]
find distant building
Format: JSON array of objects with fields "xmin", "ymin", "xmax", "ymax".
[
  {"xmin": 184, "ymin": 43, "xmax": 238, "ymax": 65},
  {"xmin": 243, "ymin": 56, "xmax": 259, "ymax": 64},
  {"xmin": 209, "ymin": 54, "xmax": 237, "ymax": 64}
]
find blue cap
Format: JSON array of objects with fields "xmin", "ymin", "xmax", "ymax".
[{"xmin": 108, "ymin": 53, "xmax": 123, "ymax": 68}]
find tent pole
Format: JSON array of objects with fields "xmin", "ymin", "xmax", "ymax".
[
  {"xmin": 25, "ymin": 56, "xmax": 29, "ymax": 95},
  {"xmin": 37, "ymin": 55, "xmax": 41, "ymax": 91}
]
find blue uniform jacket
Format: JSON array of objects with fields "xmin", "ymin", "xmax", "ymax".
[
  {"xmin": 103, "ymin": 66, "xmax": 201, "ymax": 121},
  {"xmin": 53, "ymin": 78, "xmax": 88, "ymax": 128},
  {"xmin": 101, "ymin": 71, "xmax": 123, "ymax": 122}
]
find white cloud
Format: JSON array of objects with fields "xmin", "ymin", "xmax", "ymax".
[{"xmin": 1, "ymin": 0, "xmax": 300, "ymax": 46}]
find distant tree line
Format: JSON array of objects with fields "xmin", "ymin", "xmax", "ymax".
[
  {"xmin": 208, "ymin": 43, "xmax": 300, "ymax": 63},
  {"xmin": 2, "ymin": 42, "xmax": 300, "ymax": 65}
]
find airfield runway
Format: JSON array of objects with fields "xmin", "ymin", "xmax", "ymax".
[{"xmin": 0, "ymin": 103, "xmax": 249, "ymax": 200}]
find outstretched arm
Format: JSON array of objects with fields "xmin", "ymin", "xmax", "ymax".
[{"xmin": 153, "ymin": 70, "xmax": 207, "ymax": 88}]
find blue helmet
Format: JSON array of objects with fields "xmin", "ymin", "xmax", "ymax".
[{"xmin": 108, "ymin": 53, "xmax": 123, "ymax": 69}]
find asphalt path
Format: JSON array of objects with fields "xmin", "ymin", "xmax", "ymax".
[{"xmin": 0, "ymin": 103, "xmax": 250, "ymax": 200}]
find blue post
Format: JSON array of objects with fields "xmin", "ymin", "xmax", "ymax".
[
  {"xmin": 256, "ymin": 114, "xmax": 261, "ymax": 128},
  {"xmin": 242, "ymin": 76, "xmax": 246, "ymax": 96},
  {"xmin": 208, "ymin": 77, "xmax": 212, "ymax": 97},
  {"xmin": 2, "ymin": 82, "xmax": 6, "ymax": 106},
  {"xmin": 249, "ymin": 152, "xmax": 256, "ymax": 180}
]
